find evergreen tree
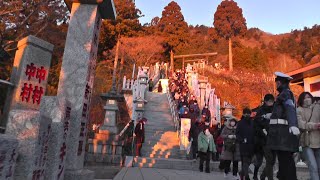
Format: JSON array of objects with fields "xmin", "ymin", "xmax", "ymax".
[
  {"xmin": 159, "ymin": 1, "xmax": 189, "ymax": 54},
  {"xmin": 99, "ymin": 0, "xmax": 142, "ymax": 53},
  {"xmin": 213, "ymin": 0, "xmax": 247, "ymax": 71}
]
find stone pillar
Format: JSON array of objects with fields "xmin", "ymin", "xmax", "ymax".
[
  {"xmin": 0, "ymin": 134, "xmax": 19, "ymax": 180},
  {"xmin": 2, "ymin": 35, "xmax": 53, "ymax": 127},
  {"xmin": 6, "ymin": 109, "xmax": 52, "ymax": 180},
  {"xmin": 56, "ymin": 3, "xmax": 100, "ymax": 179},
  {"xmin": 39, "ymin": 97, "xmax": 71, "ymax": 180},
  {"xmin": 138, "ymin": 74, "xmax": 148, "ymax": 100},
  {"xmin": 198, "ymin": 79, "xmax": 208, "ymax": 110},
  {"xmin": 99, "ymin": 99, "xmax": 119, "ymax": 135},
  {"xmin": 56, "ymin": 2, "xmax": 115, "ymax": 179}
]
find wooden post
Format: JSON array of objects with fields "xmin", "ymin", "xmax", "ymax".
[{"xmin": 182, "ymin": 57, "xmax": 185, "ymax": 70}]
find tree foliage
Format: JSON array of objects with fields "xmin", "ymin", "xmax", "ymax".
[
  {"xmin": 233, "ymin": 47, "xmax": 268, "ymax": 71},
  {"xmin": 159, "ymin": 1, "xmax": 189, "ymax": 53},
  {"xmin": 0, "ymin": 0, "xmax": 68, "ymax": 53},
  {"xmin": 213, "ymin": 0, "xmax": 247, "ymax": 39},
  {"xmin": 99, "ymin": 0, "xmax": 143, "ymax": 54},
  {"xmin": 278, "ymin": 25, "xmax": 320, "ymax": 63}
]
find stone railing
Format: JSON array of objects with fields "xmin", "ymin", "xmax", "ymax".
[
  {"xmin": 166, "ymin": 88, "xmax": 180, "ymax": 137},
  {"xmin": 122, "ymin": 76, "xmax": 135, "ymax": 91},
  {"xmin": 186, "ymin": 64, "xmax": 221, "ymax": 124}
]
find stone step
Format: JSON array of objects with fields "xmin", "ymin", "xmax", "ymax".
[{"xmin": 133, "ymin": 157, "xmax": 219, "ymax": 171}]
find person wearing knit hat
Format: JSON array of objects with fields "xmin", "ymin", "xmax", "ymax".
[{"xmin": 266, "ymin": 72, "xmax": 300, "ymax": 180}]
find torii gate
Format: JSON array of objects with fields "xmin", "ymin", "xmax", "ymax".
[{"xmin": 170, "ymin": 52, "xmax": 218, "ymax": 71}]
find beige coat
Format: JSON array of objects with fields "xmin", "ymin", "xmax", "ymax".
[{"xmin": 297, "ymin": 104, "xmax": 320, "ymax": 148}]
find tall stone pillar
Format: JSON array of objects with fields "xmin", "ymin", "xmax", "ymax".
[
  {"xmin": 56, "ymin": 1, "xmax": 116, "ymax": 179},
  {"xmin": 199, "ymin": 79, "xmax": 208, "ymax": 110}
]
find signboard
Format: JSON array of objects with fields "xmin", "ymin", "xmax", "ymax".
[{"xmin": 180, "ymin": 118, "xmax": 191, "ymax": 150}]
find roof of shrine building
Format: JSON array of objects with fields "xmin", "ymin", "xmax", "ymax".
[
  {"xmin": 287, "ymin": 62, "xmax": 320, "ymax": 85},
  {"xmin": 64, "ymin": 0, "xmax": 116, "ymax": 20}
]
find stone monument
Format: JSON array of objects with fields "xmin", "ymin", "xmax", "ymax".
[
  {"xmin": 2, "ymin": 35, "xmax": 53, "ymax": 128},
  {"xmin": 0, "ymin": 134, "xmax": 19, "ymax": 180},
  {"xmin": 57, "ymin": 1, "xmax": 116, "ymax": 179},
  {"xmin": 4, "ymin": 35, "xmax": 54, "ymax": 180}
]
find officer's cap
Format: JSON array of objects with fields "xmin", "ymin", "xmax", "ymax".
[{"xmin": 275, "ymin": 72, "xmax": 293, "ymax": 81}]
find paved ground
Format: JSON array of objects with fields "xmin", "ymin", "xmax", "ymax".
[{"xmin": 111, "ymin": 167, "xmax": 310, "ymax": 180}]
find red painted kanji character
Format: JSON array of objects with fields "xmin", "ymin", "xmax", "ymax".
[
  {"xmin": 57, "ymin": 165, "xmax": 64, "ymax": 179},
  {"xmin": 84, "ymin": 84, "xmax": 90, "ymax": 100},
  {"xmin": 63, "ymin": 122, "xmax": 69, "ymax": 139},
  {"xmin": 82, "ymin": 103, "xmax": 87, "ymax": 117},
  {"xmin": 32, "ymin": 86, "xmax": 44, "ymax": 104},
  {"xmin": 66, "ymin": 107, "xmax": 71, "ymax": 119},
  {"xmin": 77, "ymin": 141, "xmax": 83, "ymax": 156},
  {"xmin": 36, "ymin": 66, "xmax": 46, "ymax": 83},
  {"xmin": 59, "ymin": 143, "xmax": 66, "ymax": 163},
  {"xmin": 21, "ymin": 83, "xmax": 33, "ymax": 102},
  {"xmin": 9, "ymin": 149, "xmax": 16, "ymax": 162},
  {"xmin": 79, "ymin": 122, "xmax": 86, "ymax": 137},
  {"xmin": 25, "ymin": 63, "xmax": 36, "ymax": 80}
]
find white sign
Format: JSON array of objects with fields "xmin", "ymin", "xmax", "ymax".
[{"xmin": 180, "ymin": 118, "xmax": 191, "ymax": 150}]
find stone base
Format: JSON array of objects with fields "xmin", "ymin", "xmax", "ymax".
[{"xmin": 64, "ymin": 169, "xmax": 94, "ymax": 180}]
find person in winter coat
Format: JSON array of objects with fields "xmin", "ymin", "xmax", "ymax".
[
  {"xmin": 297, "ymin": 92, "xmax": 320, "ymax": 180},
  {"xmin": 198, "ymin": 127, "xmax": 216, "ymax": 173},
  {"xmin": 221, "ymin": 116, "xmax": 241, "ymax": 179},
  {"xmin": 266, "ymin": 72, "xmax": 300, "ymax": 180},
  {"xmin": 188, "ymin": 121, "xmax": 202, "ymax": 160},
  {"xmin": 134, "ymin": 118, "xmax": 147, "ymax": 156},
  {"xmin": 158, "ymin": 81, "xmax": 163, "ymax": 93},
  {"xmin": 236, "ymin": 108, "xmax": 255, "ymax": 180},
  {"xmin": 148, "ymin": 79, "xmax": 153, "ymax": 92},
  {"xmin": 215, "ymin": 132, "xmax": 224, "ymax": 161},
  {"xmin": 253, "ymin": 94, "xmax": 275, "ymax": 180},
  {"xmin": 202, "ymin": 105, "xmax": 211, "ymax": 122}
]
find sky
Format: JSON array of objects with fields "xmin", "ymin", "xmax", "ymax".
[{"xmin": 135, "ymin": 0, "xmax": 320, "ymax": 35}]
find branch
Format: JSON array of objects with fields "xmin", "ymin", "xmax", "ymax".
[{"xmin": 0, "ymin": 8, "xmax": 24, "ymax": 16}]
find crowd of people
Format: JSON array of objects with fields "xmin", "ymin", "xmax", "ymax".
[
  {"xmin": 123, "ymin": 68, "xmax": 320, "ymax": 180},
  {"xmin": 168, "ymin": 70, "xmax": 320, "ymax": 180}
]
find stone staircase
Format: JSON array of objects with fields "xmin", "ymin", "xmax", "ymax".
[{"xmin": 141, "ymin": 91, "xmax": 181, "ymax": 159}]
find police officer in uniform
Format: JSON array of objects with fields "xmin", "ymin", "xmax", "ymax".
[{"xmin": 266, "ymin": 72, "xmax": 300, "ymax": 180}]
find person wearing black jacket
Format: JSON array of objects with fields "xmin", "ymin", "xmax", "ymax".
[
  {"xmin": 236, "ymin": 108, "xmax": 255, "ymax": 180},
  {"xmin": 134, "ymin": 118, "xmax": 147, "ymax": 156},
  {"xmin": 188, "ymin": 120, "xmax": 205, "ymax": 160},
  {"xmin": 253, "ymin": 94, "xmax": 275, "ymax": 180}
]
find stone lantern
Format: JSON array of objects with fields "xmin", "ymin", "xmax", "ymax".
[{"xmin": 222, "ymin": 103, "xmax": 236, "ymax": 117}]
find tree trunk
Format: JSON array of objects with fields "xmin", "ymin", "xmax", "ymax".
[
  {"xmin": 170, "ymin": 50, "xmax": 174, "ymax": 73},
  {"xmin": 228, "ymin": 37, "xmax": 233, "ymax": 71},
  {"xmin": 111, "ymin": 36, "xmax": 120, "ymax": 93},
  {"xmin": 117, "ymin": 54, "xmax": 125, "ymax": 93}
]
